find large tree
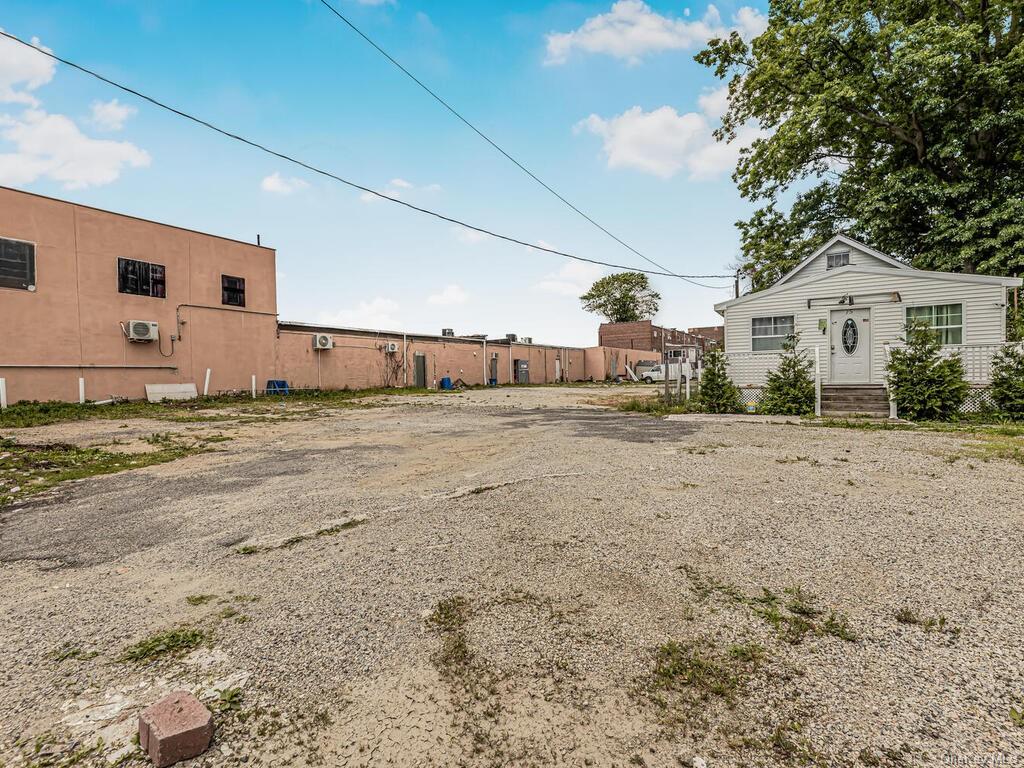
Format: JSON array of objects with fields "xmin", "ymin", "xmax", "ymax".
[
  {"xmin": 697, "ymin": 0, "xmax": 1024, "ymax": 290},
  {"xmin": 580, "ymin": 272, "xmax": 661, "ymax": 322}
]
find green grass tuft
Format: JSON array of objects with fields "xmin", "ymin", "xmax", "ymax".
[{"xmin": 119, "ymin": 627, "xmax": 208, "ymax": 663}]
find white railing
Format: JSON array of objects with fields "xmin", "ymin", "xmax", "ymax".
[
  {"xmin": 883, "ymin": 342, "xmax": 1020, "ymax": 385},
  {"xmin": 814, "ymin": 345, "xmax": 821, "ymax": 417},
  {"xmin": 724, "ymin": 352, "xmax": 782, "ymax": 387},
  {"xmin": 881, "ymin": 344, "xmax": 898, "ymax": 419}
]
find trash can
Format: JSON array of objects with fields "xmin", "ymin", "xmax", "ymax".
[{"xmin": 440, "ymin": 377, "xmax": 453, "ymax": 390}]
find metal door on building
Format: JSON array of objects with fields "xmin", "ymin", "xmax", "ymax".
[
  {"xmin": 489, "ymin": 356, "xmax": 498, "ymax": 384},
  {"xmin": 515, "ymin": 359, "xmax": 529, "ymax": 384},
  {"xmin": 414, "ymin": 353, "xmax": 427, "ymax": 388}
]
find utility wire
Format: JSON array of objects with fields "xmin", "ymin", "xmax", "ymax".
[
  {"xmin": 0, "ymin": 29, "xmax": 733, "ymax": 285},
  {"xmin": 317, "ymin": 0, "xmax": 729, "ymax": 287}
]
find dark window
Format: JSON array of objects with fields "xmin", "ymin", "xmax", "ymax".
[
  {"xmin": 0, "ymin": 237, "xmax": 36, "ymax": 290},
  {"xmin": 117, "ymin": 257, "xmax": 166, "ymax": 298},
  {"xmin": 222, "ymin": 275, "xmax": 246, "ymax": 307}
]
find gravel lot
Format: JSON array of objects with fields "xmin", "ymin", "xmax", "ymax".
[{"xmin": 1, "ymin": 384, "xmax": 1022, "ymax": 767}]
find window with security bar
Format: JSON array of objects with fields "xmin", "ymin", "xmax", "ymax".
[
  {"xmin": 0, "ymin": 237, "xmax": 35, "ymax": 291},
  {"xmin": 118, "ymin": 257, "xmax": 166, "ymax": 298}
]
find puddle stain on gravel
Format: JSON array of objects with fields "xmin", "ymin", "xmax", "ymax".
[{"xmin": 495, "ymin": 408, "xmax": 700, "ymax": 444}]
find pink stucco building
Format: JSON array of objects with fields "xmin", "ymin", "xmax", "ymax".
[{"xmin": 0, "ymin": 187, "xmax": 659, "ymax": 402}]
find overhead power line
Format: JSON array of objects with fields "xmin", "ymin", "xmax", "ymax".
[
  {"xmin": 0, "ymin": 29, "xmax": 733, "ymax": 285},
  {"xmin": 316, "ymin": 0, "xmax": 727, "ymax": 287}
]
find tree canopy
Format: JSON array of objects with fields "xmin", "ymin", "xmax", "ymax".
[
  {"xmin": 579, "ymin": 272, "xmax": 661, "ymax": 322},
  {"xmin": 697, "ymin": 0, "xmax": 1024, "ymax": 290}
]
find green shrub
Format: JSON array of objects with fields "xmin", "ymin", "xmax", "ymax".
[
  {"xmin": 696, "ymin": 348, "xmax": 743, "ymax": 414},
  {"xmin": 885, "ymin": 319, "xmax": 969, "ymax": 421},
  {"xmin": 759, "ymin": 335, "xmax": 815, "ymax": 416},
  {"xmin": 991, "ymin": 344, "xmax": 1024, "ymax": 418}
]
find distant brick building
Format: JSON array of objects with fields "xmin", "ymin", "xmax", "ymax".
[
  {"xmin": 688, "ymin": 325, "xmax": 725, "ymax": 346},
  {"xmin": 597, "ymin": 320, "xmax": 720, "ymax": 357}
]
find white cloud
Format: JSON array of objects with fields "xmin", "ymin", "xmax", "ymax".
[
  {"xmin": 0, "ymin": 108, "xmax": 150, "ymax": 189},
  {"xmin": 545, "ymin": 1, "xmax": 766, "ymax": 66},
  {"xmin": 0, "ymin": 32, "xmax": 150, "ymax": 189},
  {"xmin": 452, "ymin": 226, "xmax": 489, "ymax": 245},
  {"xmin": 261, "ymin": 172, "xmax": 309, "ymax": 195},
  {"xmin": 697, "ymin": 84, "xmax": 730, "ymax": 120},
  {"xmin": 535, "ymin": 260, "xmax": 606, "ymax": 297},
  {"xmin": 360, "ymin": 177, "xmax": 441, "ymax": 203},
  {"xmin": 576, "ymin": 82, "xmax": 766, "ymax": 180},
  {"xmin": 427, "ymin": 284, "xmax": 468, "ymax": 306},
  {"xmin": 90, "ymin": 99, "xmax": 136, "ymax": 131},
  {"xmin": 0, "ymin": 30, "xmax": 55, "ymax": 105},
  {"xmin": 733, "ymin": 6, "xmax": 769, "ymax": 40},
  {"xmin": 317, "ymin": 297, "xmax": 402, "ymax": 330}
]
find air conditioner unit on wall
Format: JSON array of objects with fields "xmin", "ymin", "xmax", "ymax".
[
  {"xmin": 127, "ymin": 320, "xmax": 159, "ymax": 343},
  {"xmin": 313, "ymin": 333, "xmax": 334, "ymax": 350},
  {"xmin": 491, "ymin": 352, "xmax": 499, "ymax": 360},
  {"xmin": 384, "ymin": 342, "xmax": 399, "ymax": 353}
]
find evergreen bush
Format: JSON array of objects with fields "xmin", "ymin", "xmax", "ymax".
[
  {"xmin": 696, "ymin": 348, "xmax": 743, "ymax": 414},
  {"xmin": 885, "ymin": 319, "xmax": 968, "ymax": 421},
  {"xmin": 759, "ymin": 335, "xmax": 816, "ymax": 416},
  {"xmin": 991, "ymin": 343, "xmax": 1024, "ymax": 418}
]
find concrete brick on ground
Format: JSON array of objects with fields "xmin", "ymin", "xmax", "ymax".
[{"xmin": 138, "ymin": 691, "xmax": 213, "ymax": 767}]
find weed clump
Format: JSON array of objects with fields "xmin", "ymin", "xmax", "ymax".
[{"xmin": 119, "ymin": 627, "xmax": 208, "ymax": 663}]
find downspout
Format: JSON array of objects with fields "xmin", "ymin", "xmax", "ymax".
[
  {"xmin": 482, "ymin": 338, "xmax": 487, "ymax": 385},
  {"xmin": 403, "ymin": 333, "xmax": 408, "ymax": 387}
]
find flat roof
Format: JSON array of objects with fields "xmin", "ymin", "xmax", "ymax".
[
  {"xmin": 278, "ymin": 321, "xmax": 583, "ymax": 349},
  {"xmin": 0, "ymin": 185, "xmax": 275, "ymax": 252}
]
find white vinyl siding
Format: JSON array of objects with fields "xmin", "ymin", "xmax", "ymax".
[
  {"xmin": 721, "ymin": 270, "xmax": 1008, "ymax": 384},
  {"xmin": 906, "ymin": 303, "xmax": 963, "ymax": 345},
  {"xmin": 787, "ymin": 243, "xmax": 901, "ymax": 282},
  {"xmin": 751, "ymin": 315, "xmax": 794, "ymax": 351}
]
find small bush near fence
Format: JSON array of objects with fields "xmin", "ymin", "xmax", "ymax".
[
  {"xmin": 886, "ymin": 319, "xmax": 969, "ymax": 421},
  {"xmin": 759, "ymin": 335, "xmax": 815, "ymax": 416},
  {"xmin": 697, "ymin": 348, "xmax": 743, "ymax": 414},
  {"xmin": 991, "ymin": 344, "xmax": 1024, "ymax": 418}
]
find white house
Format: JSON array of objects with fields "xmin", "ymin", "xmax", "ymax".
[{"xmin": 714, "ymin": 234, "xmax": 1022, "ymax": 415}]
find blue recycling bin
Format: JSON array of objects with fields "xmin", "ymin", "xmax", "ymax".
[{"xmin": 439, "ymin": 377, "xmax": 453, "ymax": 390}]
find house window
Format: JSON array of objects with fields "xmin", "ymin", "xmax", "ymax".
[
  {"xmin": 222, "ymin": 275, "xmax": 246, "ymax": 307},
  {"xmin": 118, "ymin": 257, "xmax": 166, "ymax": 298},
  {"xmin": 0, "ymin": 237, "xmax": 35, "ymax": 290},
  {"xmin": 826, "ymin": 252, "xmax": 850, "ymax": 269},
  {"xmin": 906, "ymin": 303, "xmax": 963, "ymax": 344},
  {"xmin": 751, "ymin": 315, "xmax": 795, "ymax": 351}
]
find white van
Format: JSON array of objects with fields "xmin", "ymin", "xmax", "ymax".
[{"xmin": 640, "ymin": 363, "xmax": 686, "ymax": 384}]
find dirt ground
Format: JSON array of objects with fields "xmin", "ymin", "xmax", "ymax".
[{"xmin": 1, "ymin": 384, "xmax": 1022, "ymax": 767}]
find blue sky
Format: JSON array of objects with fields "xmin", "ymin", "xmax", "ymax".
[{"xmin": 0, "ymin": 0, "xmax": 768, "ymax": 345}]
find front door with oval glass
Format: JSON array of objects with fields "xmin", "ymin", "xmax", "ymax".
[{"xmin": 830, "ymin": 308, "xmax": 871, "ymax": 383}]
